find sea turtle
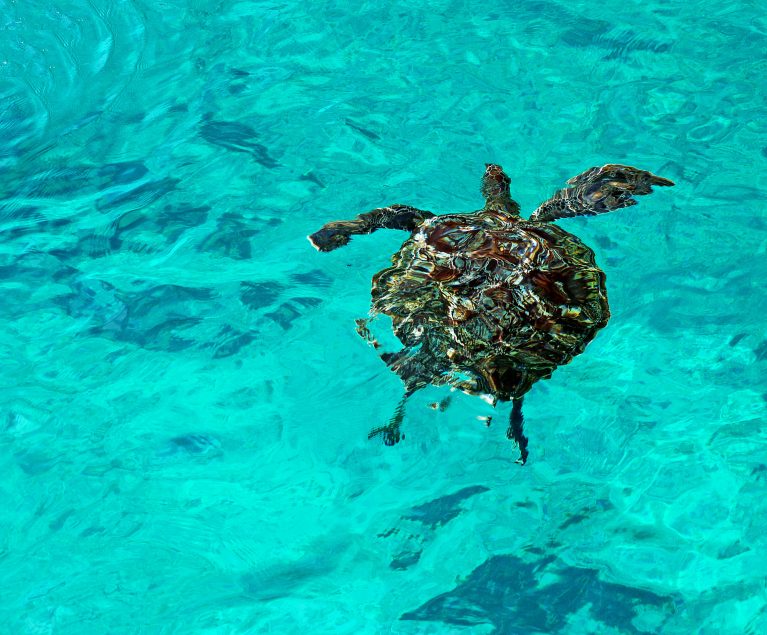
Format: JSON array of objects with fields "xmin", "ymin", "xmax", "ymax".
[{"xmin": 308, "ymin": 163, "xmax": 673, "ymax": 463}]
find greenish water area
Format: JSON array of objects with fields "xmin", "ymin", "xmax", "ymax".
[{"xmin": 1, "ymin": 0, "xmax": 766, "ymax": 633}]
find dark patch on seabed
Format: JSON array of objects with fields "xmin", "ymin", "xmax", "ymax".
[
  {"xmin": 390, "ymin": 550, "xmax": 423, "ymax": 571},
  {"xmin": 18, "ymin": 161, "xmax": 167, "ymax": 205},
  {"xmin": 203, "ymin": 324, "xmax": 259, "ymax": 359},
  {"xmin": 239, "ymin": 280, "xmax": 323, "ymax": 329},
  {"xmin": 199, "ymin": 116, "xmax": 279, "ymax": 168},
  {"xmin": 403, "ymin": 485, "xmax": 490, "ymax": 529},
  {"xmin": 0, "ymin": 210, "xmax": 72, "ymax": 240},
  {"xmin": 291, "ymin": 268, "xmax": 333, "ymax": 288},
  {"xmin": 5, "ymin": 243, "xmax": 317, "ymax": 352},
  {"xmin": 95, "ymin": 177, "xmax": 180, "ymax": 212},
  {"xmin": 265, "ymin": 297, "xmax": 322, "ymax": 330},
  {"xmin": 164, "ymin": 433, "xmax": 222, "ymax": 459},
  {"xmin": 380, "ymin": 486, "xmax": 490, "ymax": 571},
  {"xmin": 240, "ymin": 281, "xmax": 285, "ymax": 310},
  {"xmin": 52, "ymin": 278, "xmax": 259, "ymax": 356},
  {"xmin": 109, "ymin": 203, "xmax": 210, "ymax": 249},
  {"xmin": 753, "ymin": 339, "xmax": 767, "ymax": 361},
  {"xmin": 400, "ymin": 554, "xmax": 677, "ymax": 634},
  {"xmin": 198, "ymin": 212, "xmax": 261, "ymax": 259},
  {"xmin": 345, "ymin": 118, "xmax": 381, "ymax": 141}
]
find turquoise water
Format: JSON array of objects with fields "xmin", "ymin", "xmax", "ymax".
[{"xmin": 1, "ymin": 0, "xmax": 766, "ymax": 632}]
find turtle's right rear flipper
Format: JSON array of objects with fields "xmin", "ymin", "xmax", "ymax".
[
  {"xmin": 507, "ymin": 398, "xmax": 529, "ymax": 465},
  {"xmin": 368, "ymin": 393, "xmax": 409, "ymax": 446},
  {"xmin": 530, "ymin": 164, "xmax": 674, "ymax": 222}
]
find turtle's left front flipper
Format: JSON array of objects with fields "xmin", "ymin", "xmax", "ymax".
[
  {"xmin": 530, "ymin": 164, "xmax": 674, "ymax": 223},
  {"xmin": 308, "ymin": 205, "xmax": 434, "ymax": 252}
]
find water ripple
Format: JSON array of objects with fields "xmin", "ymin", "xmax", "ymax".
[{"xmin": 1, "ymin": 0, "xmax": 766, "ymax": 633}]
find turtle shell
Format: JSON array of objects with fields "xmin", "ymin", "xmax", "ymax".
[{"xmin": 360, "ymin": 211, "xmax": 610, "ymax": 402}]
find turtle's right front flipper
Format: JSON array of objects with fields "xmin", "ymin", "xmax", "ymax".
[
  {"xmin": 308, "ymin": 205, "xmax": 434, "ymax": 252},
  {"xmin": 530, "ymin": 164, "xmax": 674, "ymax": 223}
]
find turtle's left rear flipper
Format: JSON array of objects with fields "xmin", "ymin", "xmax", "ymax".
[{"xmin": 530, "ymin": 164, "xmax": 674, "ymax": 223}]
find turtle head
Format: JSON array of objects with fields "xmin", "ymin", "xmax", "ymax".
[
  {"xmin": 481, "ymin": 163, "xmax": 520, "ymax": 216},
  {"xmin": 482, "ymin": 164, "xmax": 510, "ymax": 197}
]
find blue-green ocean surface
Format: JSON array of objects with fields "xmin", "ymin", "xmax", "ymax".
[{"xmin": 1, "ymin": 0, "xmax": 766, "ymax": 633}]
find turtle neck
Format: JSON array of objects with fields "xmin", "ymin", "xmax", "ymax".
[
  {"xmin": 481, "ymin": 164, "xmax": 521, "ymax": 220},
  {"xmin": 483, "ymin": 197, "xmax": 521, "ymax": 219}
]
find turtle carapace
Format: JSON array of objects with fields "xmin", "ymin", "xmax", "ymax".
[{"xmin": 309, "ymin": 164, "xmax": 674, "ymax": 464}]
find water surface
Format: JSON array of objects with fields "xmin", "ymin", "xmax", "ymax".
[{"xmin": 1, "ymin": 1, "xmax": 766, "ymax": 633}]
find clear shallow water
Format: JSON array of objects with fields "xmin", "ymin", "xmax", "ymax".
[{"xmin": 1, "ymin": 0, "xmax": 766, "ymax": 632}]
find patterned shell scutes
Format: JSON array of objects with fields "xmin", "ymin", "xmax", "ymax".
[{"xmin": 366, "ymin": 211, "xmax": 609, "ymax": 401}]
